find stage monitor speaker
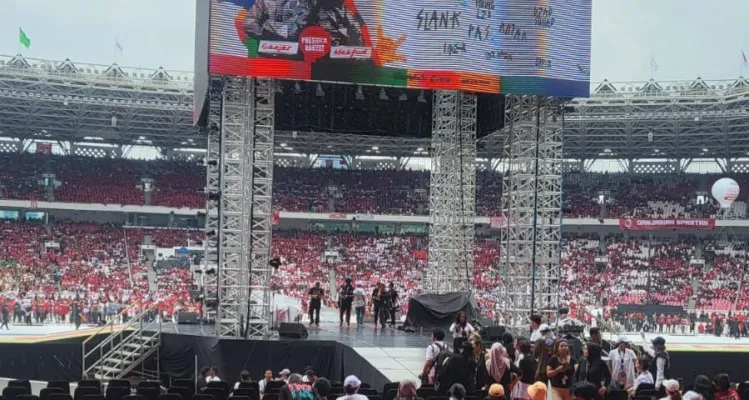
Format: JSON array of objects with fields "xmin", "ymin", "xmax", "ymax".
[
  {"xmin": 480, "ymin": 325, "xmax": 506, "ymax": 342},
  {"xmin": 177, "ymin": 311, "xmax": 199, "ymax": 324},
  {"xmin": 279, "ymin": 322, "xmax": 309, "ymax": 339}
]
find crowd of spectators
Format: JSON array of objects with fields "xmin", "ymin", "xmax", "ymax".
[{"xmin": 4, "ymin": 153, "xmax": 749, "ymax": 218}]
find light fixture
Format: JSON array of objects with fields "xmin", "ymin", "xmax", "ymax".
[
  {"xmin": 280, "ymin": 143, "xmax": 287, "ymax": 147},
  {"xmin": 417, "ymin": 90, "xmax": 426, "ymax": 103},
  {"xmin": 355, "ymin": 85, "xmax": 365, "ymax": 100},
  {"xmin": 315, "ymin": 83, "xmax": 324, "ymax": 97},
  {"xmin": 398, "ymin": 92, "xmax": 407, "ymax": 101},
  {"xmin": 294, "ymin": 82, "xmax": 302, "ymax": 94},
  {"xmin": 379, "ymin": 88, "xmax": 388, "ymax": 101}
]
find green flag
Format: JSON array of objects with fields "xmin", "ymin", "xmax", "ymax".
[{"xmin": 19, "ymin": 28, "xmax": 31, "ymax": 49}]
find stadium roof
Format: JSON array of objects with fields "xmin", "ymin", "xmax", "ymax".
[{"xmin": 1, "ymin": 55, "xmax": 748, "ymax": 160}]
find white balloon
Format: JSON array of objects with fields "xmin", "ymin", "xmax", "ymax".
[{"xmin": 711, "ymin": 178, "xmax": 740, "ymax": 209}]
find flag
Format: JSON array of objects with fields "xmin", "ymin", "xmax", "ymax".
[
  {"xmin": 650, "ymin": 55, "xmax": 659, "ymax": 73},
  {"xmin": 743, "ymin": 50, "xmax": 748, "ymax": 67},
  {"xmin": 19, "ymin": 28, "xmax": 31, "ymax": 49},
  {"xmin": 116, "ymin": 38, "xmax": 123, "ymax": 55}
]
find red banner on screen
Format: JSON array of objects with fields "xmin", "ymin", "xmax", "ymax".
[
  {"xmin": 618, "ymin": 218, "xmax": 716, "ymax": 231},
  {"xmin": 272, "ymin": 211, "xmax": 280, "ymax": 226}
]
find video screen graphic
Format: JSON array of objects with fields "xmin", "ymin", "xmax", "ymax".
[{"xmin": 208, "ymin": 0, "xmax": 592, "ymax": 97}]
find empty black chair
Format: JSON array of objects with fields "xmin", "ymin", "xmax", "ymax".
[
  {"xmin": 9, "ymin": 381, "xmax": 32, "ymax": 394},
  {"xmin": 235, "ymin": 383, "xmax": 258, "ymax": 392},
  {"xmin": 230, "ymin": 389, "xmax": 257, "ymax": 400},
  {"xmin": 358, "ymin": 390, "xmax": 377, "ymax": 396},
  {"xmin": 84, "ymin": 394, "xmax": 105, "ymax": 400},
  {"xmin": 137, "ymin": 383, "xmax": 160, "ymax": 391},
  {"xmin": 265, "ymin": 382, "xmax": 284, "ymax": 392},
  {"xmin": 135, "ymin": 388, "xmax": 159, "ymax": 400},
  {"xmin": 4, "ymin": 387, "xmax": 30, "ymax": 400},
  {"xmin": 158, "ymin": 395, "xmax": 182, "ymax": 400},
  {"xmin": 16, "ymin": 395, "xmax": 39, "ymax": 400},
  {"xmin": 426, "ymin": 396, "xmax": 447, "ymax": 400},
  {"xmin": 366, "ymin": 396, "xmax": 381, "ymax": 400},
  {"xmin": 192, "ymin": 395, "xmax": 214, "ymax": 400},
  {"xmin": 206, "ymin": 383, "xmax": 229, "ymax": 394},
  {"xmin": 384, "ymin": 389, "xmax": 397, "ymax": 400},
  {"xmin": 47, "ymin": 383, "xmax": 71, "ymax": 395},
  {"xmin": 172, "ymin": 382, "xmax": 194, "ymax": 394},
  {"xmin": 261, "ymin": 394, "xmax": 278, "ymax": 400},
  {"xmin": 416, "ymin": 388, "xmax": 437, "ymax": 400},
  {"xmin": 166, "ymin": 388, "xmax": 190, "ymax": 400},
  {"xmin": 75, "ymin": 387, "xmax": 101, "ymax": 400},
  {"xmin": 382, "ymin": 384, "xmax": 398, "ymax": 397},
  {"xmin": 41, "ymin": 389, "xmax": 64, "ymax": 400},
  {"xmin": 105, "ymin": 387, "xmax": 131, "ymax": 400},
  {"xmin": 229, "ymin": 396, "xmax": 249, "ymax": 400},
  {"xmin": 49, "ymin": 394, "xmax": 73, "ymax": 400},
  {"xmin": 122, "ymin": 396, "xmax": 146, "ymax": 400},
  {"xmin": 108, "ymin": 381, "xmax": 130, "ymax": 390},
  {"xmin": 606, "ymin": 390, "xmax": 629, "ymax": 400},
  {"xmin": 203, "ymin": 388, "xmax": 225, "ymax": 400},
  {"xmin": 465, "ymin": 396, "xmax": 479, "ymax": 400},
  {"xmin": 78, "ymin": 382, "xmax": 101, "ymax": 392},
  {"xmin": 360, "ymin": 384, "xmax": 371, "ymax": 390}
]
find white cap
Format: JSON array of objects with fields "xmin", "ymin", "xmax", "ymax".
[
  {"xmin": 344, "ymin": 375, "xmax": 361, "ymax": 388},
  {"xmin": 279, "ymin": 369, "xmax": 291, "ymax": 376},
  {"xmin": 539, "ymin": 323, "xmax": 551, "ymax": 332}
]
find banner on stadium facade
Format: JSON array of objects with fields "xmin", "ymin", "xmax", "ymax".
[
  {"xmin": 272, "ymin": 211, "xmax": 280, "ymax": 225},
  {"xmin": 208, "ymin": 0, "xmax": 592, "ymax": 97},
  {"xmin": 618, "ymin": 218, "xmax": 716, "ymax": 231}
]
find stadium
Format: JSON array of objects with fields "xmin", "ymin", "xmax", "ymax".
[{"xmin": 1, "ymin": 1, "xmax": 749, "ymax": 400}]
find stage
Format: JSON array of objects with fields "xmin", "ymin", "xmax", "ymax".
[{"xmin": 1, "ymin": 320, "xmax": 749, "ymax": 390}]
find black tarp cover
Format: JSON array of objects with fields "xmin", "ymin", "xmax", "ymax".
[{"xmin": 405, "ymin": 291, "xmax": 478, "ymax": 331}]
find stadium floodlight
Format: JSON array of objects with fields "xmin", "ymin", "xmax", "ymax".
[
  {"xmin": 315, "ymin": 83, "xmax": 324, "ymax": 97},
  {"xmin": 379, "ymin": 88, "xmax": 388, "ymax": 101},
  {"xmin": 294, "ymin": 82, "xmax": 302, "ymax": 94},
  {"xmin": 418, "ymin": 90, "xmax": 426, "ymax": 103},
  {"xmin": 355, "ymin": 85, "xmax": 364, "ymax": 100},
  {"xmin": 398, "ymin": 92, "xmax": 407, "ymax": 101}
]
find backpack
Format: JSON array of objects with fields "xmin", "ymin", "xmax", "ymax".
[{"xmin": 431, "ymin": 343, "xmax": 453, "ymax": 381}]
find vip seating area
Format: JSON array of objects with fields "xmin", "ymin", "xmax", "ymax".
[{"xmin": 3, "ymin": 154, "xmax": 749, "ymax": 218}]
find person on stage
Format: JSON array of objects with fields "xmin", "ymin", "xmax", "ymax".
[
  {"xmin": 388, "ymin": 282, "xmax": 399, "ymax": 327},
  {"xmin": 372, "ymin": 282, "xmax": 390, "ymax": 329},
  {"xmin": 352, "ymin": 281, "xmax": 367, "ymax": 327},
  {"xmin": 308, "ymin": 282, "xmax": 324, "ymax": 326},
  {"xmin": 339, "ymin": 278, "xmax": 354, "ymax": 326},
  {"xmin": 0, "ymin": 301, "xmax": 10, "ymax": 330}
]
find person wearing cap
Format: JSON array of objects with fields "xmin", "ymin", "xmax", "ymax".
[
  {"xmin": 352, "ymin": 281, "xmax": 367, "ymax": 327},
  {"xmin": 336, "ymin": 375, "xmax": 369, "ymax": 400},
  {"xmin": 640, "ymin": 331, "xmax": 670, "ymax": 390},
  {"xmin": 609, "ymin": 336, "xmax": 637, "ymax": 390},
  {"xmin": 660, "ymin": 379, "xmax": 681, "ymax": 400},
  {"xmin": 279, "ymin": 368, "xmax": 291, "ymax": 382}
]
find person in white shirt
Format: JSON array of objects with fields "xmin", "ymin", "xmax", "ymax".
[
  {"xmin": 449, "ymin": 311, "xmax": 475, "ymax": 350},
  {"xmin": 206, "ymin": 366, "xmax": 221, "ymax": 383},
  {"xmin": 336, "ymin": 375, "xmax": 369, "ymax": 400},
  {"xmin": 422, "ymin": 329, "xmax": 447, "ymax": 384},
  {"xmin": 529, "ymin": 315, "xmax": 543, "ymax": 341},
  {"xmin": 258, "ymin": 369, "xmax": 274, "ymax": 394},
  {"xmin": 628, "ymin": 357, "xmax": 654, "ymax": 396},
  {"xmin": 609, "ymin": 336, "xmax": 637, "ymax": 390},
  {"xmin": 352, "ymin": 283, "xmax": 367, "ymax": 327},
  {"xmin": 640, "ymin": 332, "xmax": 669, "ymax": 390}
]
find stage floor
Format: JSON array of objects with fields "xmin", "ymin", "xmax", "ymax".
[{"xmin": 3, "ymin": 321, "xmax": 749, "ymax": 382}]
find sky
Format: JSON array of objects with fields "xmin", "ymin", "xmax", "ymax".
[{"xmin": 0, "ymin": 0, "xmax": 748, "ymax": 83}]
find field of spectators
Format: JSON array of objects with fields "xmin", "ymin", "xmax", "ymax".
[{"xmin": 3, "ymin": 153, "xmax": 749, "ymax": 218}]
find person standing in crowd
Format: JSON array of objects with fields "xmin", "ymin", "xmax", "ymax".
[
  {"xmin": 629, "ymin": 358, "xmax": 654, "ymax": 396},
  {"xmin": 609, "ymin": 336, "xmax": 637, "ymax": 390},
  {"xmin": 449, "ymin": 311, "xmax": 475, "ymax": 350},
  {"xmin": 258, "ymin": 369, "xmax": 274, "ymax": 395},
  {"xmin": 352, "ymin": 282, "xmax": 367, "ymax": 327},
  {"xmin": 485, "ymin": 342, "xmax": 512, "ymax": 391},
  {"xmin": 308, "ymin": 281, "xmax": 324, "ymax": 327},
  {"xmin": 0, "ymin": 301, "xmax": 10, "ymax": 330},
  {"xmin": 469, "ymin": 333, "xmax": 489, "ymax": 390},
  {"xmin": 547, "ymin": 339, "xmax": 576, "ymax": 400},
  {"xmin": 641, "ymin": 332, "xmax": 670, "ymax": 391},
  {"xmin": 588, "ymin": 328, "xmax": 611, "ymax": 359},
  {"xmin": 575, "ymin": 342, "xmax": 610, "ymax": 398},
  {"xmin": 511, "ymin": 339, "xmax": 536, "ymax": 400},
  {"xmin": 712, "ymin": 374, "xmax": 740, "ymax": 400},
  {"xmin": 661, "ymin": 379, "xmax": 682, "ymax": 400},
  {"xmin": 388, "ymin": 282, "xmax": 399, "ymax": 327},
  {"xmin": 336, "ymin": 375, "xmax": 369, "ymax": 400},
  {"xmin": 529, "ymin": 315, "xmax": 543, "ymax": 341},
  {"xmin": 339, "ymin": 278, "xmax": 354, "ymax": 326},
  {"xmin": 422, "ymin": 329, "xmax": 447, "ymax": 385},
  {"xmin": 443, "ymin": 343, "xmax": 477, "ymax": 394}
]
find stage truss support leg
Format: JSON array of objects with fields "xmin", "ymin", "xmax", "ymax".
[
  {"xmin": 202, "ymin": 78, "xmax": 223, "ymax": 323},
  {"xmin": 499, "ymin": 95, "xmax": 564, "ymax": 329},
  {"xmin": 213, "ymin": 77, "xmax": 275, "ymax": 338},
  {"xmin": 425, "ymin": 91, "xmax": 477, "ymax": 293}
]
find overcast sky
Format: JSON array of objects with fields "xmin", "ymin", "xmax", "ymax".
[{"xmin": 1, "ymin": 0, "xmax": 748, "ymax": 83}]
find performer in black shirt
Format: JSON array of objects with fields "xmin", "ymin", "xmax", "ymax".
[
  {"xmin": 308, "ymin": 282, "xmax": 324, "ymax": 326},
  {"xmin": 372, "ymin": 282, "xmax": 390, "ymax": 328},
  {"xmin": 339, "ymin": 278, "xmax": 354, "ymax": 326},
  {"xmin": 388, "ymin": 282, "xmax": 399, "ymax": 327}
]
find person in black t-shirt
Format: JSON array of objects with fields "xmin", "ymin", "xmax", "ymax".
[
  {"xmin": 546, "ymin": 339, "xmax": 576, "ymax": 400},
  {"xmin": 308, "ymin": 282, "xmax": 324, "ymax": 326},
  {"xmin": 339, "ymin": 278, "xmax": 354, "ymax": 326}
]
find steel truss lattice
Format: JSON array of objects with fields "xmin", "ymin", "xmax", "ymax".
[
  {"xmin": 202, "ymin": 78, "xmax": 223, "ymax": 321},
  {"xmin": 211, "ymin": 77, "xmax": 275, "ymax": 338},
  {"xmin": 498, "ymin": 95, "xmax": 564, "ymax": 329},
  {"xmin": 425, "ymin": 91, "xmax": 477, "ymax": 293}
]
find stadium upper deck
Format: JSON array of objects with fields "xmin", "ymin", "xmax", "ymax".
[{"xmin": 2, "ymin": 54, "xmax": 749, "ymax": 164}]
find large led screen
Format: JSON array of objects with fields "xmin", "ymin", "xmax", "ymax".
[{"xmin": 208, "ymin": 0, "xmax": 592, "ymax": 97}]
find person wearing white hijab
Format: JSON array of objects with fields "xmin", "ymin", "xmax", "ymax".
[
  {"xmin": 486, "ymin": 343, "xmax": 511, "ymax": 387},
  {"xmin": 609, "ymin": 336, "xmax": 637, "ymax": 390}
]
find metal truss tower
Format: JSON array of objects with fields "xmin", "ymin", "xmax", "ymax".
[
  {"xmin": 425, "ymin": 91, "xmax": 477, "ymax": 293},
  {"xmin": 208, "ymin": 77, "xmax": 275, "ymax": 338},
  {"xmin": 202, "ymin": 78, "xmax": 223, "ymax": 322},
  {"xmin": 499, "ymin": 95, "xmax": 564, "ymax": 329}
]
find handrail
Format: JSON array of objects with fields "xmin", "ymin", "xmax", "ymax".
[
  {"xmin": 83, "ymin": 302, "xmax": 160, "ymax": 357},
  {"xmin": 82, "ymin": 301, "xmax": 141, "ymax": 346}
]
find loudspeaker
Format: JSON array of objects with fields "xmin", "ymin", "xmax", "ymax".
[
  {"xmin": 177, "ymin": 311, "xmax": 199, "ymax": 324},
  {"xmin": 480, "ymin": 325, "xmax": 506, "ymax": 342},
  {"xmin": 279, "ymin": 322, "xmax": 309, "ymax": 339}
]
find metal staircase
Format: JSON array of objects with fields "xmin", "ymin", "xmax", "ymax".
[{"xmin": 82, "ymin": 302, "xmax": 162, "ymax": 382}]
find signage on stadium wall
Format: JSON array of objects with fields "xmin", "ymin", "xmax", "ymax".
[
  {"xmin": 207, "ymin": 0, "xmax": 592, "ymax": 97},
  {"xmin": 618, "ymin": 218, "xmax": 716, "ymax": 231}
]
